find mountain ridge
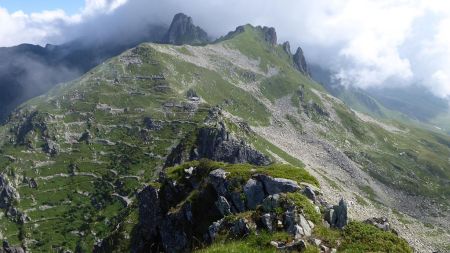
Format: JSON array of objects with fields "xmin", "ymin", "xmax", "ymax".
[{"xmin": 0, "ymin": 15, "xmax": 448, "ymax": 252}]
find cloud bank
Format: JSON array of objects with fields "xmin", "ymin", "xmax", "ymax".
[{"xmin": 1, "ymin": 0, "xmax": 450, "ymax": 97}]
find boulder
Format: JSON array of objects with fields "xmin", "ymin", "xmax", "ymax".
[
  {"xmin": 206, "ymin": 219, "xmax": 224, "ymax": 243},
  {"xmin": 303, "ymin": 186, "xmax": 316, "ymax": 203},
  {"xmin": 255, "ymin": 174, "xmax": 301, "ymax": 195},
  {"xmin": 325, "ymin": 198, "xmax": 348, "ymax": 229},
  {"xmin": 334, "ymin": 198, "xmax": 348, "ymax": 229},
  {"xmin": 364, "ymin": 217, "xmax": 391, "ymax": 231},
  {"xmin": 243, "ymin": 179, "xmax": 265, "ymax": 209},
  {"xmin": 261, "ymin": 194, "xmax": 281, "ymax": 212},
  {"xmin": 298, "ymin": 214, "xmax": 312, "ymax": 237},
  {"xmin": 231, "ymin": 218, "xmax": 250, "ymax": 237},
  {"xmin": 261, "ymin": 213, "xmax": 274, "ymax": 232}
]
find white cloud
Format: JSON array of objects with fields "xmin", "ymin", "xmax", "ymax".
[{"xmin": 1, "ymin": 0, "xmax": 450, "ymax": 97}]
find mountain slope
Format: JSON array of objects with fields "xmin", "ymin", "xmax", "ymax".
[{"xmin": 0, "ymin": 24, "xmax": 448, "ymax": 252}]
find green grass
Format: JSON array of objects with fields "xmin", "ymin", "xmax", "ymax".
[
  {"xmin": 340, "ymin": 221, "xmax": 413, "ymax": 253},
  {"xmin": 283, "ymin": 192, "xmax": 321, "ymax": 223},
  {"xmin": 166, "ymin": 159, "xmax": 318, "ymax": 187}
]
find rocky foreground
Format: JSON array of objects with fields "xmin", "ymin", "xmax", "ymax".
[{"xmin": 94, "ymin": 159, "xmax": 412, "ymax": 253}]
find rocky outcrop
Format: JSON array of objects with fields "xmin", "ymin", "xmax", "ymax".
[
  {"xmin": 162, "ymin": 13, "xmax": 209, "ymax": 45},
  {"xmin": 165, "ymin": 109, "xmax": 271, "ymax": 167},
  {"xmin": 0, "ymin": 175, "xmax": 18, "ymax": 209},
  {"xmin": 282, "ymin": 41, "xmax": 292, "ymax": 56},
  {"xmin": 364, "ymin": 217, "xmax": 393, "ymax": 232},
  {"xmin": 293, "ymin": 47, "xmax": 310, "ymax": 76},
  {"xmin": 262, "ymin": 27, "xmax": 277, "ymax": 46},
  {"xmin": 132, "ymin": 163, "xmax": 330, "ymax": 253},
  {"xmin": 0, "ymin": 241, "xmax": 25, "ymax": 253},
  {"xmin": 324, "ymin": 198, "xmax": 348, "ymax": 229}
]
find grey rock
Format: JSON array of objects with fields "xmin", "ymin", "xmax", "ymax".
[
  {"xmin": 276, "ymin": 239, "xmax": 306, "ymax": 252},
  {"xmin": 325, "ymin": 198, "xmax": 348, "ymax": 229},
  {"xmin": 261, "ymin": 194, "xmax": 281, "ymax": 212},
  {"xmin": 244, "ymin": 179, "xmax": 265, "ymax": 209},
  {"xmin": 160, "ymin": 213, "xmax": 189, "ymax": 253},
  {"xmin": 282, "ymin": 41, "xmax": 292, "ymax": 55},
  {"xmin": 230, "ymin": 192, "xmax": 246, "ymax": 213},
  {"xmin": 1, "ymin": 241, "xmax": 25, "ymax": 253},
  {"xmin": 209, "ymin": 169, "xmax": 229, "ymax": 196},
  {"xmin": 43, "ymin": 138, "xmax": 59, "ymax": 155},
  {"xmin": 262, "ymin": 27, "xmax": 277, "ymax": 46},
  {"xmin": 283, "ymin": 207, "xmax": 298, "ymax": 235},
  {"xmin": 299, "ymin": 214, "xmax": 312, "ymax": 237},
  {"xmin": 255, "ymin": 174, "xmax": 301, "ymax": 195},
  {"xmin": 293, "ymin": 47, "xmax": 309, "ymax": 76},
  {"xmin": 231, "ymin": 218, "xmax": 250, "ymax": 237},
  {"xmin": 303, "ymin": 186, "xmax": 316, "ymax": 202},
  {"xmin": 163, "ymin": 13, "xmax": 209, "ymax": 45},
  {"xmin": 206, "ymin": 219, "xmax": 224, "ymax": 243},
  {"xmin": 261, "ymin": 213, "xmax": 274, "ymax": 231},
  {"xmin": 28, "ymin": 178, "xmax": 38, "ymax": 189},
  {"xmin": 334, "ymin": 198, "xmax": 348, "ymax": 229},
  {"xmin": 364, "ymin": 217, "xmax": 391, "ymax": 231},
  {"xmin": 0, "ymin": 175, "xmax": 18, "ymax": 209},
  {"xmin": 137, "ymin": 186, "xmax": 162, "ymax": 241},
  {"xmin": 215, "ymin": 196, "xmax": 231, "ymax": 216}
]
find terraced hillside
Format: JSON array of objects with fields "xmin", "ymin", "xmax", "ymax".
[{"xmin": 0, "ymin": 24, "xmax": 449, "ymax": 252}]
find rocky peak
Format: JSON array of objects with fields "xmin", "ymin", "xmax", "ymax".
[
  {"xmin": 293, "ymin": 46, "xmax": 310, "ymax": 76},
  {"xmin": 283, "ymin": 41, "xmax": 292, "ymax": 56},
  {"xmin": 262, "ymin": 26, "xmax": 277, "ymax": 46},
  {"xmin": 163, "ymin": 13, "xmax": 209, "ymax": 45}
]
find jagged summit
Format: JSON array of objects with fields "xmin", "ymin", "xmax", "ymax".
[
  {"xmin": 293, "ymin": 46, "xmax": 310, "ymax": 76},
  {"xmin": 162, "ymin": 13, "xmax": 209, "ymax": 45}
]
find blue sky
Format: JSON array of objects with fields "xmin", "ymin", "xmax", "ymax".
[{"xmin": 0, "ymin": 0, "xmax": 84, "ymax": 14}]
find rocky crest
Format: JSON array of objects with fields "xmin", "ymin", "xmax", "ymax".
[
  {"xmin": 165, "ymin": 108, "xmax": 271, "ymax": 167},
  {"xmin": 162, "ymin": 13, "xmax": 209, "ymax": 45},
  {"xmin": 131, "ymin": 161, "xmax": 344, "ymax": 253},
  {"xmin": 293, "ymin": 47, "xmax": 310, "ymax": 76}
]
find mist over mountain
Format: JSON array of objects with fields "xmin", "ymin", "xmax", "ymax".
[{"xmin": 2, "ymin": 0, "xmax": 450, "ymax": 100}]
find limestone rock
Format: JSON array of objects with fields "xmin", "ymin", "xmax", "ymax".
[
  {"xmin": 244, "ymin": 178, "xmax": 265, "ymax": 209},
  {"xmin": 262, "ymin": 194, "xmax": 281, "ymax": 212},
  {"xmin": 215, "ymin": 196, "xmax": 231, "ymax": 216},
  {"xmin": 255, "ymin": 174, "xmax": 301, "ymax": 195},
  {"xmin": 364, "ymin": 217, "xmax": 391, "ymax": 231},
  {"xmin": 303, "ymin": 186, "xmax": 316, "ymax": 202},
  {"xmin": 325, "ymin": 198, "xmax": 348, "ymax": 229}
]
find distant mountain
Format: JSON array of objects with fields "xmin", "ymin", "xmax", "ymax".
[
  {"xmin": 0, "ymin": 12, "xmax": 213, "ymax": 123},
  {"xmin": 310, "ymin": 64, "xmax": 450, "ymax": 131}
]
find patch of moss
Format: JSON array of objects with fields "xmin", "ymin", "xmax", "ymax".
[{"xmin": 340, "ymin": 221, "xmax": 413, "ymax": 253}]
